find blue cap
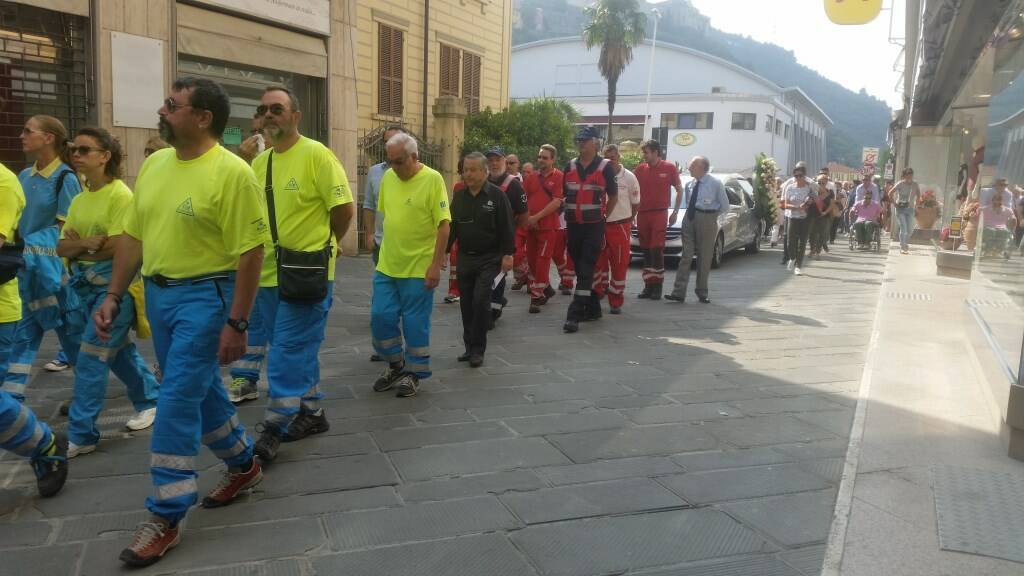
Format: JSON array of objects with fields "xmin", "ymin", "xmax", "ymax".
[
  {"xmin": 575, "ymin": 126, "xmax": 599, "ymax": 141},
  {"xmin": 485, "ymin": 145, "xmax": 505, "ymax": 157}
]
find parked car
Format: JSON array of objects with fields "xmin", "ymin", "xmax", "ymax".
[{"xmin": 630, "ymin": 173, "xmax": 762, "ymax": 268}]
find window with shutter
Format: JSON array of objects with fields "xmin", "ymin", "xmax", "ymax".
[
  {"xmin": 462, "ymin": 52, "xmax": 481, "ymax": 114},
  {"xmin": 377, "ymin": 23, "xmax": 404, "ymax": 117},
  {"xmin": 439, "ymin": 44, "xmax": 461, "ymax": 97}
]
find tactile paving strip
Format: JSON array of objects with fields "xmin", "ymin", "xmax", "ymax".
[{"xmin": 932, "ymin": 465, "xmax": 1024, "ymax": 564}]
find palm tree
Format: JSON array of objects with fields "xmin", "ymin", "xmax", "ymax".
[{"xmin": 582, "ymin": 0, "xmax": 646, "ymax": 143}]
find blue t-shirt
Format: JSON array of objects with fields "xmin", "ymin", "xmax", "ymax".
[
  {"xmin": 17, "ymin": 158, "xmax": 80, "ymax": 236},
  {"xmin": 363, "ymin": 161, "xmax": 389, "ymax": 244}
]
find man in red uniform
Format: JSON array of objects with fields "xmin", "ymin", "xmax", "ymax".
[
  {"xmin": 594, "ymin": 144, "xmax": 641, "ymax": 314},
  {"xmin": 633, "ymin": 140, "xmax": 683, "ymax": 300},
  {"xmin": 522, "ymin": 144, "xmax": 564, "ymax": 313}
]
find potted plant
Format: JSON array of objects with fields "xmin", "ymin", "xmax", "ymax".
[{"xmin": 915, "ymin": 189, "xmax": 941, "ymax": 229}]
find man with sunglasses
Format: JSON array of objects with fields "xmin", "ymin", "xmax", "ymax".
[
  {"xmin": 247, "ymin": 86, "xmax": 355, "ymax": 463},
  {"xmin": 96, "ymin": 78, "xmax": 269, "ymax": 567}
]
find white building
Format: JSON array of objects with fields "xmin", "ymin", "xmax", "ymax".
[{"xmin": 511, "ymin": 37, "xmax": 832, "ymax": 176}]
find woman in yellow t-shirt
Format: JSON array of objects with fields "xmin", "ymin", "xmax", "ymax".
[{"xmin": 57, "ymin": 127, "xmax": 160, "ymax": 458}]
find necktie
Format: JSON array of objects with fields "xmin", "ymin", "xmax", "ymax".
[{"xmin": 686, "ymin": 179, "xmax": 701, "ymax": 221}]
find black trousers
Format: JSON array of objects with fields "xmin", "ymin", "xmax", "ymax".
[
  {"xmin": 566, "ymin": 221, "xmax": 605, "ymax": 321},
  {"xmin": 458, "ymin": 253, "xmax": 500, "ymax": 355},
  {"xmin": 786, "ymin": 217, "xmax": 811, "ymax": 267}
]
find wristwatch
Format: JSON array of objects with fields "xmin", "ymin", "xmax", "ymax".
[{"xmin": 226, "ymin": 317, "xmax": 249, "ymax": 333}]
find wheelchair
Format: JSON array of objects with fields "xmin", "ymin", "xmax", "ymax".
[{"xmin": 849, "ymin": 220, "xmax": 882, "ymax": 253}]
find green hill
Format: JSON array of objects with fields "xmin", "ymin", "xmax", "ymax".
[{"xmin": 513, "ymin": 0, "xmax": 891, "ymax": 167}]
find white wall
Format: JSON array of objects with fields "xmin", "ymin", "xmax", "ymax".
[
  {"xmin": 573, "ymin": 97, "xmax": 793, "ymax": 175},
  {"xmin": 512, "ymin": 39, "xmax": 780, "ymax": 100}
]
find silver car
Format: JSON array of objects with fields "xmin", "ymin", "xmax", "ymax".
[{"xmin": 630, "ymin": 173, "xmax": 763, "ymax": 268}]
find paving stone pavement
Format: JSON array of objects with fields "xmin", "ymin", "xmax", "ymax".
[{"xmin": 0, "ymin": 238, "xmax": 885, "ymax": 576}]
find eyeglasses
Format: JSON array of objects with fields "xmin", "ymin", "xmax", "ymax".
[
  {"xmin": 256, "ymin": 104, "xmax": 287, "ymax": 116},
  {"xmin": 69, "ymin": 145, "xmax": 102, "ymax": 156},
  {"xmin": 164, "ymin": 97, "xmax": 193, "ymax": 113},
  {"xmin": 388, "ymin": 156, "xmax": 407, "ymax": 167},
  {"xmin": 21, "ymin": 126, "xmax": 41, "ymax": 136}
]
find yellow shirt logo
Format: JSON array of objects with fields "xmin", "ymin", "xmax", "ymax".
[
  {"xmin": 176, "ymin": 197, "xmax": 194, "ymax": 216},
  {"xmin": 824, "ymin": 0, "xmax": 882, "ymax": 25}
]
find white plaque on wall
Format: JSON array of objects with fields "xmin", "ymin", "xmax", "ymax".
[
  {"xmin": 111, "ymin": 32, "xmax": 165, "ymax": 129},
  {"xmin": 190, "ymin": 0, "xmax": 331, "ymax": 36}
]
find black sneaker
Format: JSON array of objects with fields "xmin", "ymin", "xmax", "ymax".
[
  {"xmin": 253, "ymin": 422, "xmax": 282, "ymax": 463},
  {"xmin": 544, "ymin": 286, "xmax": 556, "ymax": 299},
  {"xmin": 32, "ymin": 431, "xmax": 68, "ymax": 498},
  {"xmin": 563, "ymin": 320, "xmax": 579, "ymax": 333},
  {"xmin": 59, "ymin": 400, "xmax": 70, "ymax": 417},
  {"xmin": 560, "ymin": 286, "xmax": 572, "ymax": 296},
  {"xmin": 373, "ymin": 363, "xmax": 404, "ymax": 392},
  {"xmin": 586, "ymin": 306, "xmax": 602, "ymax": 321},
  {"xmin": 395, "ymin": 372, "xmax": 419, "ymax": 398},
  {"xmin": 457, "ymin": 352, "xmax": 472, "ymax": 362},
  {"xmin": 469, "ymin": 355, "xmax": 483, "ymax": 368},
  {"xmin": 609, "ymin": 306, "xmax": 622, "ymax": 315},
  {"xmin": 283, "ymin": 409, "xmax": 329, "ymax": 442},
  {"xmin": 370, "ymin": 354, "xmax": 383, "ymax": 362},
  {"xmin": 637, "ymin": 286, "xmax": 651, "ymax": 299}
]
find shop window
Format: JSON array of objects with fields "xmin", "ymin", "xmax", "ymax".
[
  {"xmin": 439, "ymin": 43, "xmax": 461, "ymax": 98},
  {"xmin": 462, "ymin": 51, "xmax": 481, "ymax": 114},
  {"xmin": 678, "ymin": 112, "xmax": 713, "ymax": 129},
  {"xmin": 731, "ymin": 112, "xmax": 756, "ymax": 130},
  {"xmin": 377, "ymin": 23, "xmax": 404, "ymax": 117}
]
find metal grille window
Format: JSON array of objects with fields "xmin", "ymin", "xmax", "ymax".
[
  {"xmin": 377, "ymin": 23, "xmax": 403, "ymax": 117},
  {"xmin": 439, "ymin": 43, "xmax": 460, "ymax": 98},
  {"xmin": 462, "ymin": 51, "xmax": 481, "ymax": 114},
  {"xmin": 0, "ymin": 2, "xmax": 90, "ymax": 168},
  {"xmin": 731, "ymin": 112, "xmax": 756, "ymax": 131}
]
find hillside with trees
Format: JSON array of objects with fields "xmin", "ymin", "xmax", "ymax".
[{"xmin": 513, "ymin": 0, "xmax": 891, "ymax": 167}]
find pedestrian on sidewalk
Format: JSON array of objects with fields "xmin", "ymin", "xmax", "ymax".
[
  {"xmin": 249, "ymin": 86, "xmax": 355, "ymax": 463},
  {"xmin": 781, "ymin": 163, "xmax": 818, "ymax": 276},
  {"xmin": 633, "ymin": 140, "xmax": 683, "ymax": 300},
  {"xmin": 562, "ymin": 127, "xmax": 618, "ymax": 333},
  {"xmin": 484, "ymin": 147, "xmax": 528, "ymax": 327},
  {"xmin": 851, "ymin": 189, "xmax": 882, "ymax": 249},
  {"xmin": 809, "ymin": 172, "xmax": 834, "ymax": 258},
  {"xmin": 58, "ymin": 127, "xmax": 160, "ymax": 458},
  {"xmin": 665, "ymin": 156, "xmax": 728, "ymax": 303},
  {"xmin": 594, "ymin": 144, "xmax": 640, "ymax": 314},
  {"xmin": 0, "ymin": 153, "xmax": 69, "ymax": 498},
  {"xmin": 522, "ymin": 144, "xmax": 564, "ymax": 314},
  {"xmin": 890, "ymin": 167, "xmax": 920, "ymax": 254},
  {"xmin": 370, "ymin": 133, "xmax": 451, "ymax": 398},
  {"xmin": 979, "ymin": 191, "xmax": 1017, "ymax": 258},
  {"xmin": 448, "ymin": 152, "xmax": 515, "ymax": 367},
  {"xmin": 3, "ymin": 115, "xmax": 82, "ymax": 401},
  {"xmin": 97, "ymin": 77, "xmax": 268, "ymax": 567}
]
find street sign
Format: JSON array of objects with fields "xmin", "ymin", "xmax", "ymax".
[
  {"xmin": 884, "ymin": 162, "xmax": 894, "ymax": 180},
  {"xmin": 825, "ymin": 0, "xmax": 883, "ymax": 25},
  {"xmin": 862, "ymin": 147, "xmax": 879, "ymax": 166},
  {"xmin": 673, "ymin": 133, "xmax": 696, "ymax": 147}
]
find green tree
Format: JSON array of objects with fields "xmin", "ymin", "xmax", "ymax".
[
  {"xmin": 462, "ymin": 98, "xmax": 581, "ymax": 166},
  {"xmin": 582, "ymin": 0, "xmax": 645, "ymax": 142},
  {"xmin": 753, "ymin": 153, "xmax": 779, "ymax": 230}
]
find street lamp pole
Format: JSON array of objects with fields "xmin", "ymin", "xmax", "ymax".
[{"xmin": 643, "ymin": 8, "xmax": 661, "ymax": 141}]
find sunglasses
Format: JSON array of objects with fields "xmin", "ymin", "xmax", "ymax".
[
  {"xmin": 256, "ymin": 104, "xmax": 287, "ymax": 116},
  {"xmin": 164, "ymin": 97, "xmax": 194, "ymax": 113},
  {"xmin": 70, "ymin": 145, "xmax": 103, "ymax": 156}
]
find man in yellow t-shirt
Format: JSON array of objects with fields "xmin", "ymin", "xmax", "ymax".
[
  {"xmin": 0, "ymin": 161, "xmax": 68, "ymax": 498},
  {"xmin": 93, "ymin": 78, "xmax": 270, "ymax": 567},
  {"xmin": 246, "ymin": 86, "xmax": 354, "ymax": 462},
  {"xmin": 371, "ymin": 133, "xmax": 451, "ymax": 398}
]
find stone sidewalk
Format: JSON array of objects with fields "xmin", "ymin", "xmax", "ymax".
[{"xmin": 0, "ymin": 238, "xmax": 884, "ymax": 576}]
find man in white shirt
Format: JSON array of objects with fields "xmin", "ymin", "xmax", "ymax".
[{"xmin": 594, "ymin": 144, "xmax": 640, "ymax": 314}]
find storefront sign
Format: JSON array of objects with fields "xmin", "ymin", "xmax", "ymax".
[
  {"xmin": 223, "ymin": 126, "xmax": 243, "ymax": 146},
  {"xmin": 949, "ymin": 216, "xmax": 963, "ymax": 239},
  {"xmin": 884, "ymin": 162, "xmax": 894, "ymax": 180},
  {"xmin": 111, "ymin": 32, "xmax": 165, "ymax": 129},
  {"xmin": 673, "ymin": 133, "xmax": 697, "ymax": 147},
  {"xmin": 191, "ymin": 0, "xmax": 330, "ymax": 35},
  {"xmin": 824, "ymin": 0, "xmax": 882, "ymax": 25}
]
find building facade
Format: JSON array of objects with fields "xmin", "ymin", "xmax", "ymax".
[
  {"xmin": 510, "ymin": 37, "xmax": 830, "ymax": 176},
  {"xmin": 2, "ymin": 0, "xmax": 361, "ymax": 252}
]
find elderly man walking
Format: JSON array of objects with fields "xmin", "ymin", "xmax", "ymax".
[
  {"xmin": 370, "ymin": 133, "xmax": 451, "ymax": 398},
  {"xmin": 666, "ymin": 156, "xmax": 729, "ymax": 304}
]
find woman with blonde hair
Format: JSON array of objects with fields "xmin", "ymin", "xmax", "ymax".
[{"xmin": 2, "ymin": 115, "xmax": 82, "ymax": 401}]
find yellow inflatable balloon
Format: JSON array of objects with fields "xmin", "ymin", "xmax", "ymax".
[{"xmin": 825, "ymin": 0, "xmax": 883, "ymax": 25}]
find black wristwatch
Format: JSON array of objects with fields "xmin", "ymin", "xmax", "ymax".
[{"xmin": 226, "ymin": 317, "xmax": 249, "ymax": 333}]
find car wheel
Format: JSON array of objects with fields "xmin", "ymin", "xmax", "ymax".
[
  {"xmin": 711, "ymin": 233, "xmax": 724, "ymax": 269},
  {"xmin": 746, "ymin": 222, "xmax": 762, "ymax": 254}
]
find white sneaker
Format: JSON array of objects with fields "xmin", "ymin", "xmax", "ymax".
[
  {"xmin": 786, "ymin": 260, "xmax": 795, "ymax": 271},
  {"xmin": 794, "ymin": 267, "xmax": 803, "ymax": 276},
  {"xmin": 126, "ymin": 408, "xmax": 157, "ymax": 431},
  {"xmin": 67, "ymin": 442, "xmax": 97, "ymax": 459},
  {"xmin": 44, "ymin": 360, "xmax": 70, "ymax": 372}
]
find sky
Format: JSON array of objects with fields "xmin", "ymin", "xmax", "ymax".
[{"xmin": 679, "ymin": 0, "xmax": 906, "ymax": 109}]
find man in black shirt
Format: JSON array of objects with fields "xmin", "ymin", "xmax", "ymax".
[
  {"xmin": 449, "ymin": 152, "xmax": 515, "ymax": 367},
  {"xmin": 485, "ymin": 146, "xmax": 529, "ymax": 328}
]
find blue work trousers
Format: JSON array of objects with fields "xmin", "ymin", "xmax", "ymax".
[
  {"xmin": 0, "ymin": 321, "xmax": 54, "ymax": 458},
  {"xmin": 143, "ymin": 276, "xmax": 253, "ymax": 525},
  {"xmin": 229, "ymin": 296, "xmax": 269, "ymax": 383},
  {"xmin": 370, "ymin": 272, "xmax": 433, "ymax": 378}
]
